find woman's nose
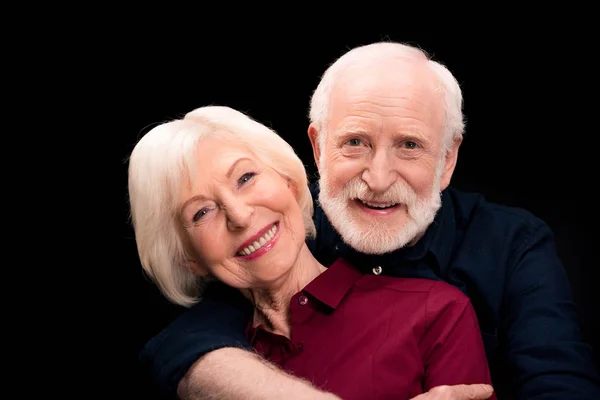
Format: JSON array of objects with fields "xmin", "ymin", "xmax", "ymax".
[{"xmin": 225, "ymin": 201, "xmax": 254, "ymax": 231}]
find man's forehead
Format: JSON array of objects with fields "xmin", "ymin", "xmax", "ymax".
[
  {"xmin": 334, "ymin": 58, "xmax": 439, "ymax": 97},
  {"xmin": 327, "ymin": 82, "xmax": 444, "ymax": 137}
]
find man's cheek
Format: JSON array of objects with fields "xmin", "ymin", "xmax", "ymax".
[{"xmin": 332, "ymin": 162, "xmax": 361, "ymax": 183}]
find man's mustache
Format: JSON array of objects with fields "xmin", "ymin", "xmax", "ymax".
[{"xmin": 338, "ymin": 177, "xmax": 417, "ymax": 206}]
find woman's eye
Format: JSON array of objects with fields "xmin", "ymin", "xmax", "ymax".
[
  {"xmin": 238, "ymin": 172, "xmax": 256, "ymax": 186},
  {"xmin": 193, "ymin": 208, "xmax": 208, "ymax": 222}
]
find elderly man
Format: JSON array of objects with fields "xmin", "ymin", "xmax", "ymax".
[{"xmin": 139, "ymin": 42, "xmax": 600, "ymax": 399}]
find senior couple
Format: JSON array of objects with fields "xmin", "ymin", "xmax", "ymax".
[{"xmin": 129, "ymin": 42, "xmax": 600, "ymax": 399}]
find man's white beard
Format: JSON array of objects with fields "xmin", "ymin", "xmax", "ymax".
[{"xmin": 318, "ymin": 159, "xmax": 444, "ymax": 255}]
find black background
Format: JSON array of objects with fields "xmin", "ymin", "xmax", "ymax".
[{"xmin": 116, "ymin": 30, "xmax": 599, "ymax": 395}]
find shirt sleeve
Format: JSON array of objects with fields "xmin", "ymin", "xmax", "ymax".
[
  {"xmin": 500, "ymin": 221, "xmax": 600, "ymax": 399},
  {"xmin": 138, "ymin": 281, "xmax": 253, "ymax": 399},
  {"xmin": 421, "ymin": 284, "xmax": 496, "ymax": 399}
]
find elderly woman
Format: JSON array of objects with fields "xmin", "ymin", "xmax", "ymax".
[{"xmin": 128, "ymin": 105, "xmax": 495, "ymax": 399}]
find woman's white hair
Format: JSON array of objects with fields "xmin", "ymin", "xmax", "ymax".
[
  {"xmin": 309, "ymin": 41, "xmax": 465, "ymax": 154},
  {"xmin": 128, "ymin": 106, "xmax": 315, "ymax": 307}
]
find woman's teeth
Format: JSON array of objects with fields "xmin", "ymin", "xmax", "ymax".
[{"xmin": 238, "ymin": 224, "xmax": 278, "ymax": 256}]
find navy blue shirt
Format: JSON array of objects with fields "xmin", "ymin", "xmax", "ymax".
[{"xmin": 140, "ymin": 184, "xmax": 600, "ymax": 399}]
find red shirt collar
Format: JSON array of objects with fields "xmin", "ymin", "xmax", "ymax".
[{"xmin": 301, "ymin": 257, "xmax": 363, "ymax": 309}]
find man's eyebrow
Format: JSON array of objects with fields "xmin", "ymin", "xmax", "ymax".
[
  {"xmin": 331, "ymin": 126, "xmax": 369, "ymax": 137},
  {"xmin": 399, "ymin": 130, "xmax": 427, "ymax": 141},
  {"xmin": 331, "ymin": 127, "xmax": 427, "ymax": 141}
]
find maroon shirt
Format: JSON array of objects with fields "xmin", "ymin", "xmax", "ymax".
[{"xmin": 246, "ymin": 258, "xmax": 496, "ymax": 399}]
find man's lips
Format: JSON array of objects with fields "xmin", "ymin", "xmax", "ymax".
[{"xmin": 353, "ymin": 199, "xmax": 402, "ymax": 216}]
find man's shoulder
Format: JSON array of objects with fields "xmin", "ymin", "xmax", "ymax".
[
  {"xmin": 443, "ymin": 187, "xmax": 558, "ymax": 290},
  {"xmin": 446, "ymin": 186, "xmax": 550, "ymax": 236}
]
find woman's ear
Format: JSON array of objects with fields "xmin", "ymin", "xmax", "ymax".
[
  {"xmin": 286, "ymin": 177, "xmax": 298, "ymax": 197},
  {"xmin": 182, "ymin": 258, "xmax": 209, "ymax": 277}
]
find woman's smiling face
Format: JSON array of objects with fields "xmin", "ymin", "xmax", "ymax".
[{"xmin": 179, "ymin": 136, "xmax": 307, "ymax": 290}]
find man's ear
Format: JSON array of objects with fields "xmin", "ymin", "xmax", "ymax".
[
  {"xmin": 440, "ymin": 136, "xmax": 463, "ymax": 191},
  {"xmin": 308, "ymin": 124, "xmax": 322, "ymax": 171}
]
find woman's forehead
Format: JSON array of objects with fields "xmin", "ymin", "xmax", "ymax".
[{"xmin": 194, "ymin": 137, "xmax": 258, "ymax": 170}]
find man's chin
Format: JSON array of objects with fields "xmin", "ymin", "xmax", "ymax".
[
  {"xmin": 340, "ymin": 230, "xmax": 412, "ymax": 255},
  {"xmin": 337, "ymin": 219, "xmax": 409, "ymax": 250}
]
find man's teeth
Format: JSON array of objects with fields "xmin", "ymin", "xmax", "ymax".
[
  {"xmin": 238, "ymin": 224, "xmax": 278, "ymax": 256},
  {"xmin": 359, "ymin": 200, "xmax": 398, "ymax": 208}
]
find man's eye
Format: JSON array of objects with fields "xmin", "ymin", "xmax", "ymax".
[
  {"xmin": 404, "ymin": 141, "xmax": 418, "ymax": 149},
  {"xmin": 345, "ymin": 138, "xmax": 363, "ymax": 146},
  {"xmin": 342, "ymin": 138, "xmax": 369, "ymax": 156}
]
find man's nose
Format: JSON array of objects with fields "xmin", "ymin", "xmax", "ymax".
[
  {"xmin": 225, "ymin": 200, "xmax": 254, "ymax": 231},
  {"xmin": 361, "ymin": 148, "xmax": 396, "ymax": 193}
]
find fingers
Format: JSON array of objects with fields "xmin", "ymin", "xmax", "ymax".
[
  {"xmin": 452, "ymin": 384, "xmax": 494, "ymax": 399},
  {"xmin": 409, "ymin": 384, "xmax": 494, "ymax": 400}
]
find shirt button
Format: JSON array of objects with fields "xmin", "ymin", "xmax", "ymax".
[
  {"xmin": 298, "ymin": 295, "xmax": 308, "ymax": 305},
  {"xmin": 334, "ymin": 245, "xmax": 339, "ymax": 251},
  {"xmin": 372, "ymin": 266, "xmax": 383, "ymax": 275}
]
